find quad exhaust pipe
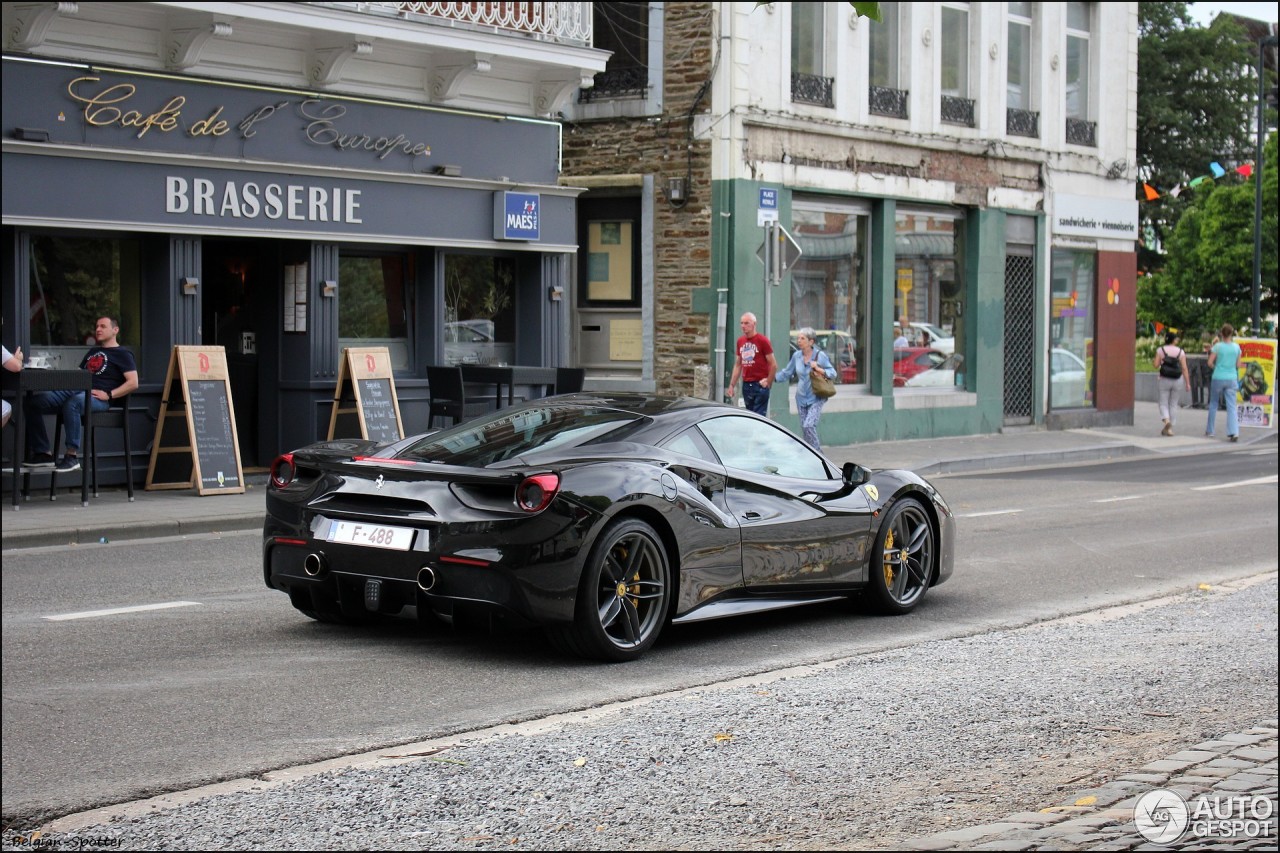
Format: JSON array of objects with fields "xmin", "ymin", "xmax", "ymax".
[
  {"xmin": 303, "ymin": 551, "xmax": 328, "ymax": 578},
  {"xmin": 417, "ymin": 566, "xmax": 437, "ymax": 592}
]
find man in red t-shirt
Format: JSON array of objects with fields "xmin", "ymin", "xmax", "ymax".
[{"xmin": 725, "ymin": 312, "xmax": 778, "ymax": 416}]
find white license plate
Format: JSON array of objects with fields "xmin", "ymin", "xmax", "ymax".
[{"xmin": 327, "ymin": 520, "xmax": 416, "ymax": 551}]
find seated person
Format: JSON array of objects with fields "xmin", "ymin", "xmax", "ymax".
[{"xmin": 25, "ymin": 316, "xmax": 138, "ymax": 473}]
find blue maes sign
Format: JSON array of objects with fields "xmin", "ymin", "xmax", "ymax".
[{"xmin": 494, "ymin": 191, "xmax": 541, "ymax": 241}]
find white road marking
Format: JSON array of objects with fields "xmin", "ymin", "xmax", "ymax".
[
  {"xmin": 1191, "ymin": 475, "xmax": 1278, "ymax": 492},
  {"xmin": 957, "ymin": 509, "xmax": 1023, "ymax": 518},
  {"xmin": 1094, "ymin": 495, "xmax": 1147, "ymax": 503},
  {"xmin": 44, "ymin": 601, "xmax": 203, "ymax": 622}
]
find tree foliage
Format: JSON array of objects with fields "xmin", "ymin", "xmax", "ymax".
[
  {"xmin": 1136, "ymin": 2, "xmax": 1255, "ymax": 272},
  {"xmin": 1138, "ymin": 131, "xmax": 1277, "ymax": 336}
]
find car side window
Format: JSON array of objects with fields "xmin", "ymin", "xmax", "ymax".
[
  {"xmin": 662, "ymin": 428, "xmax": 718, "ymax": 463},
  {"xmin": 697, "ymin": 415, "xmax": 831, "ymax": 480}
]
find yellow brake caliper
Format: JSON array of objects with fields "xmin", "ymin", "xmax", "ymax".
[{"xmin": 883, "ymin": 527, "xmax": 896, "ymax": 587}]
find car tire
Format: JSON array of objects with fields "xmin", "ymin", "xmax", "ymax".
[
  {"xmin": 549, "ymin": 517, "xmax": 671, "ymax": 662},
  {"xmin": 863, "ymin": 497, "xmax": 934, "ymax": 615}
]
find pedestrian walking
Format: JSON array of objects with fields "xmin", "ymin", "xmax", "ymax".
[
  {"xmin": 775, "ymin": 327, "xmax": 836, "ymax": 450},
  {"xmin": 1205, "ymin": 323, "xmax": 1241, "ymax": 442},
  {"xmin": 726, "ymin": 312, "xmax": 778, "ymax": 417},
  {"xmin": 1153, "ymin": 331, "xmax": 1190, "ymax": 435}
]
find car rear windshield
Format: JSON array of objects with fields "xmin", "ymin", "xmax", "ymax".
[{"xmin": 402, "ymin": 405, "xmax": 643, "ymax": 466}]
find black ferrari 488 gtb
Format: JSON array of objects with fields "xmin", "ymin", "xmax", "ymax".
[{"xmin": 263, "ymin": 394, "xmax": 954, "ymax": 661}]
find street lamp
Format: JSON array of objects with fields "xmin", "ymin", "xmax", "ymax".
[{"xmin": 1253, "ymin": 34, "xmax": 1277, "ymax": 337}]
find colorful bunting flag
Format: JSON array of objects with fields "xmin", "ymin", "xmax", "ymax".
[{"xmin": 1138, "ymin": 161, "xmax": 1256, "ymax": 202}]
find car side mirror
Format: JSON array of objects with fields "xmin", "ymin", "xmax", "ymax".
[{"xmin": 842, "ymin": 462, "xmax": 870, "ymax": 487}]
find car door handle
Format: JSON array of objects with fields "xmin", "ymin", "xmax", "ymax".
[{"xmin": 741, "ymin": 510, "xmax": 762, "ymax": 520}]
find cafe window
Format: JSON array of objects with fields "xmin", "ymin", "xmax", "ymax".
[
  {"xmin": 443, "ymin": 253, "xmax": 517, "ymax": 366},
  {"xmin": 790, "ymin": 199, "xmax": 871, "ymax": 387},
  {"xmin": 894, "ymin": 207, "xmax": 966, "ymax": 390},
  {"xmin": 338, "ymin": 252, "xmax": 413, "ymax": 371},
  {"xmin": 1049, "ymin": 249, "xmax": 1095, "ymax": 409},
  {"xmin": 28, "ymin": 234, "xmax": 142, "ymax": 366}
]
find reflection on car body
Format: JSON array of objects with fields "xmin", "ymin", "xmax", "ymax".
[{"xmin": 263, "ymin": 394, "xmax": 955, "ymax": 661}]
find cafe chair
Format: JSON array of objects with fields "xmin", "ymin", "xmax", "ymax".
[
  {"xmin": 426, "ymin": 365, "xmax": 470, "ymax": 428},
  {"xmin": 89, "ymin": 395, "xmax": 143, "ymax": 501},
  {"xmin": 555, "ymin": 367, "xmax": 586, "ymax": 395}
]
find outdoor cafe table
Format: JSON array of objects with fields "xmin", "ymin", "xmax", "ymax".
[
  {"xmin": 2, "ymin": 368, "xmax": 93, "ymax": 509},
  {"xmin": 460, "ymin": 365, "xmax": 557, "ymax": 410}
]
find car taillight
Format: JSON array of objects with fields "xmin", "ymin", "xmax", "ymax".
[
  {"xmin": 270, "ymin": 453, "xmax": 295, "ymax": 488},
  {"xmin": 516, "ymin": 473, "xmax": 560, "ymax": 513}
]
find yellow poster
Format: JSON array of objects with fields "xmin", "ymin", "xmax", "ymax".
[
  {"xmin": 1234, "ymin": 337, "xmax": 1276, "ymax": 428},
  {"xmin": 587, "ymin": 221, "xmax": 632, "ymax": 301}
]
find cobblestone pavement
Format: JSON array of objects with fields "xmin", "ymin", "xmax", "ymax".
[{"xmin": 904, "ymin": 722, "xmax": 1278, "ymax": 851}]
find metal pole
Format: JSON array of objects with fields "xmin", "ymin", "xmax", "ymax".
[{"xmin": 1254, "ymin": 35, "xmax": 1276, "ymax": 337}]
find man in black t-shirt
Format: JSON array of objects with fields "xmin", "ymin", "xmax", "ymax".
[{"xmin": 25, "ymin": 316, "xmax": 139, "ymax": 473}]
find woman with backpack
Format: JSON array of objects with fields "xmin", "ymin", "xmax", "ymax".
[
  {"xmin": 1206, "ymin": 323, "xmax": 1242, "ymax": 442},
  {"xmin": 1154, "ymin": 331, "xmax": 1190, "ymax": 436}
]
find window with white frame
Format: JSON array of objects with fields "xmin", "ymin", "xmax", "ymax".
[
  {"xmin": 791, "ymin": 2, "xmax": 833, "ymax": 107},
  {"xmin": 1065, "ymin": 2, "xmax": 1096, "ymax": 145},
  {"xmin": 940, "ymin": 2, "xmax": 974, "ymax": 126},
  {"xmin": 1006, "ymin": 2, "xmax": 1038, "ymax": 136},
  {"xmin": 868, "ymin": 2, "xmax": 907, "ymax": 118}
]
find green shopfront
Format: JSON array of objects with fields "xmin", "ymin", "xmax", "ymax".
[{"xmin": 704, "ymin": 180, "xmax": 1139, "ymax": 445}]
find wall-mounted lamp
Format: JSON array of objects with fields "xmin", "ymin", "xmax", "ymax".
[
  {"xmin": 548, "ymin": 285, "xmax": 564, "ymax": 302},
  {"xmin": 15, "ymin": 127, "xmax": 51, "ymax": 142},
  {"xmin": 667, "ymin": 175, "xmax": 688, "ymax": 208},
  {"xmin": 433, "ymin": 164, "xmax": 462, "ymax": 177},
  {"xmin": 322, "ymin": 280, "xmax": 337, "ymax": 298},
  {"xmin": 181, "ymin": 276, "xmax": 199, "ymax": 296}
]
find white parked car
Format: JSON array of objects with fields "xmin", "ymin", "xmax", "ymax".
[
  {"xmin": 909, "ymin": 322, "xmax": 954, "ymax": 354},
  {"xmin": 903, "ymin": 353, "xmax": 965, "ymax": 387},
  {"xmin": 1050, "ymin": 347, "xmax": 1088, "ymax": 408}
]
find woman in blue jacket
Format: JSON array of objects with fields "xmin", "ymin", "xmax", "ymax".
[{"xmin": 775, "ymin": 326, "xmax": 837, "ymax": 450}]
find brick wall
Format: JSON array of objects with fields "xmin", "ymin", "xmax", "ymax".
[{"xmin": 561, "ymin": 3, "xmax": 714, "ymax": 395}]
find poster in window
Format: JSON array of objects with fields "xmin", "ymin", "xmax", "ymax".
[
  {"xmin": 284, "ymin": 263, "xmax": 308, "ymax": 333},
  {"xmin": 587, "ymin": 220, "xmax": 632, "ymax": 301}
]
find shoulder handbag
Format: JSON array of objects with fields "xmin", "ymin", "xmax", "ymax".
[{"xmin": 810, "ymin": 364, "xmax": 837, "ymax": 399}]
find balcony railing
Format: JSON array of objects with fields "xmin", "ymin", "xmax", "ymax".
[
  {"xmin": 1006, "ymin": 108, "xmax": 1039, "ymax": 138},
  {"xmin": 869, "ymin": 86, "xmax": 909, "ymax": 119},
  {"xmin": 319, "ymin": 2, "xmax": 593, "ymax": 45},
  {"xmin": 941, "ymin": 95, "xmax": 975, "ymax": 127},
  {"xmin": 1065, "ymin": 117, "xmax": 1097, "ymax": 147},
  {"xmin": 579, "ymin": 66, "xmax": 647, "ymax": 102},
  {"xmin": 791, "ymin": 72, "xmax": 835, "ymax": 108}
]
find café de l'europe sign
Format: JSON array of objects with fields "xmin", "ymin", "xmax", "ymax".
[{"xmin": 1, "ymin": 59, "xmax": 560, "ymax": 186}]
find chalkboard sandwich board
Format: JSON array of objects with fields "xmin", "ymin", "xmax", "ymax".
[
  {"xmin": 145, "ymin": 346, "xmax": 246, "ymax": 496},
  {"xmin": 327, "ymin": 347, "xmax": 405, "ymax": 443}
]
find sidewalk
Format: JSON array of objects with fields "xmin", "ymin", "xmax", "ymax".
[{"xmin": 2, "ymin": 401, "xmax": 1274, "ymax": 551}]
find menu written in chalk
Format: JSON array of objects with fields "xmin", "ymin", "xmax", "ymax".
[
  {"xmin": 358, "ymin": 378, "xmax": 400, "ymax": 443},
  {"xmin": 327, "ymin": 347, "xmax": 405, "ymax": 442},
  {"xmin": 146, "ymin": 346, "xmax": 246, "ymax": 496},
  {"xmin": 187, "ymin": 379, "xmax": 241, "ymax": 489}
]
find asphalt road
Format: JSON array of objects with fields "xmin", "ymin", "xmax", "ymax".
[{"xmin": 2, "ymin": 447, "xmax": 1276, "ymax": 825}]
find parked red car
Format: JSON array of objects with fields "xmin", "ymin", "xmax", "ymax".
[{"xmin": 892, "ymin": 347, "xmax": 947, "ymax": 387}]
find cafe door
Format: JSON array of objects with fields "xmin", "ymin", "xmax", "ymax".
[{"xmin": 201, "ymin": 238, "xmax": 281, "ymax": 469}]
